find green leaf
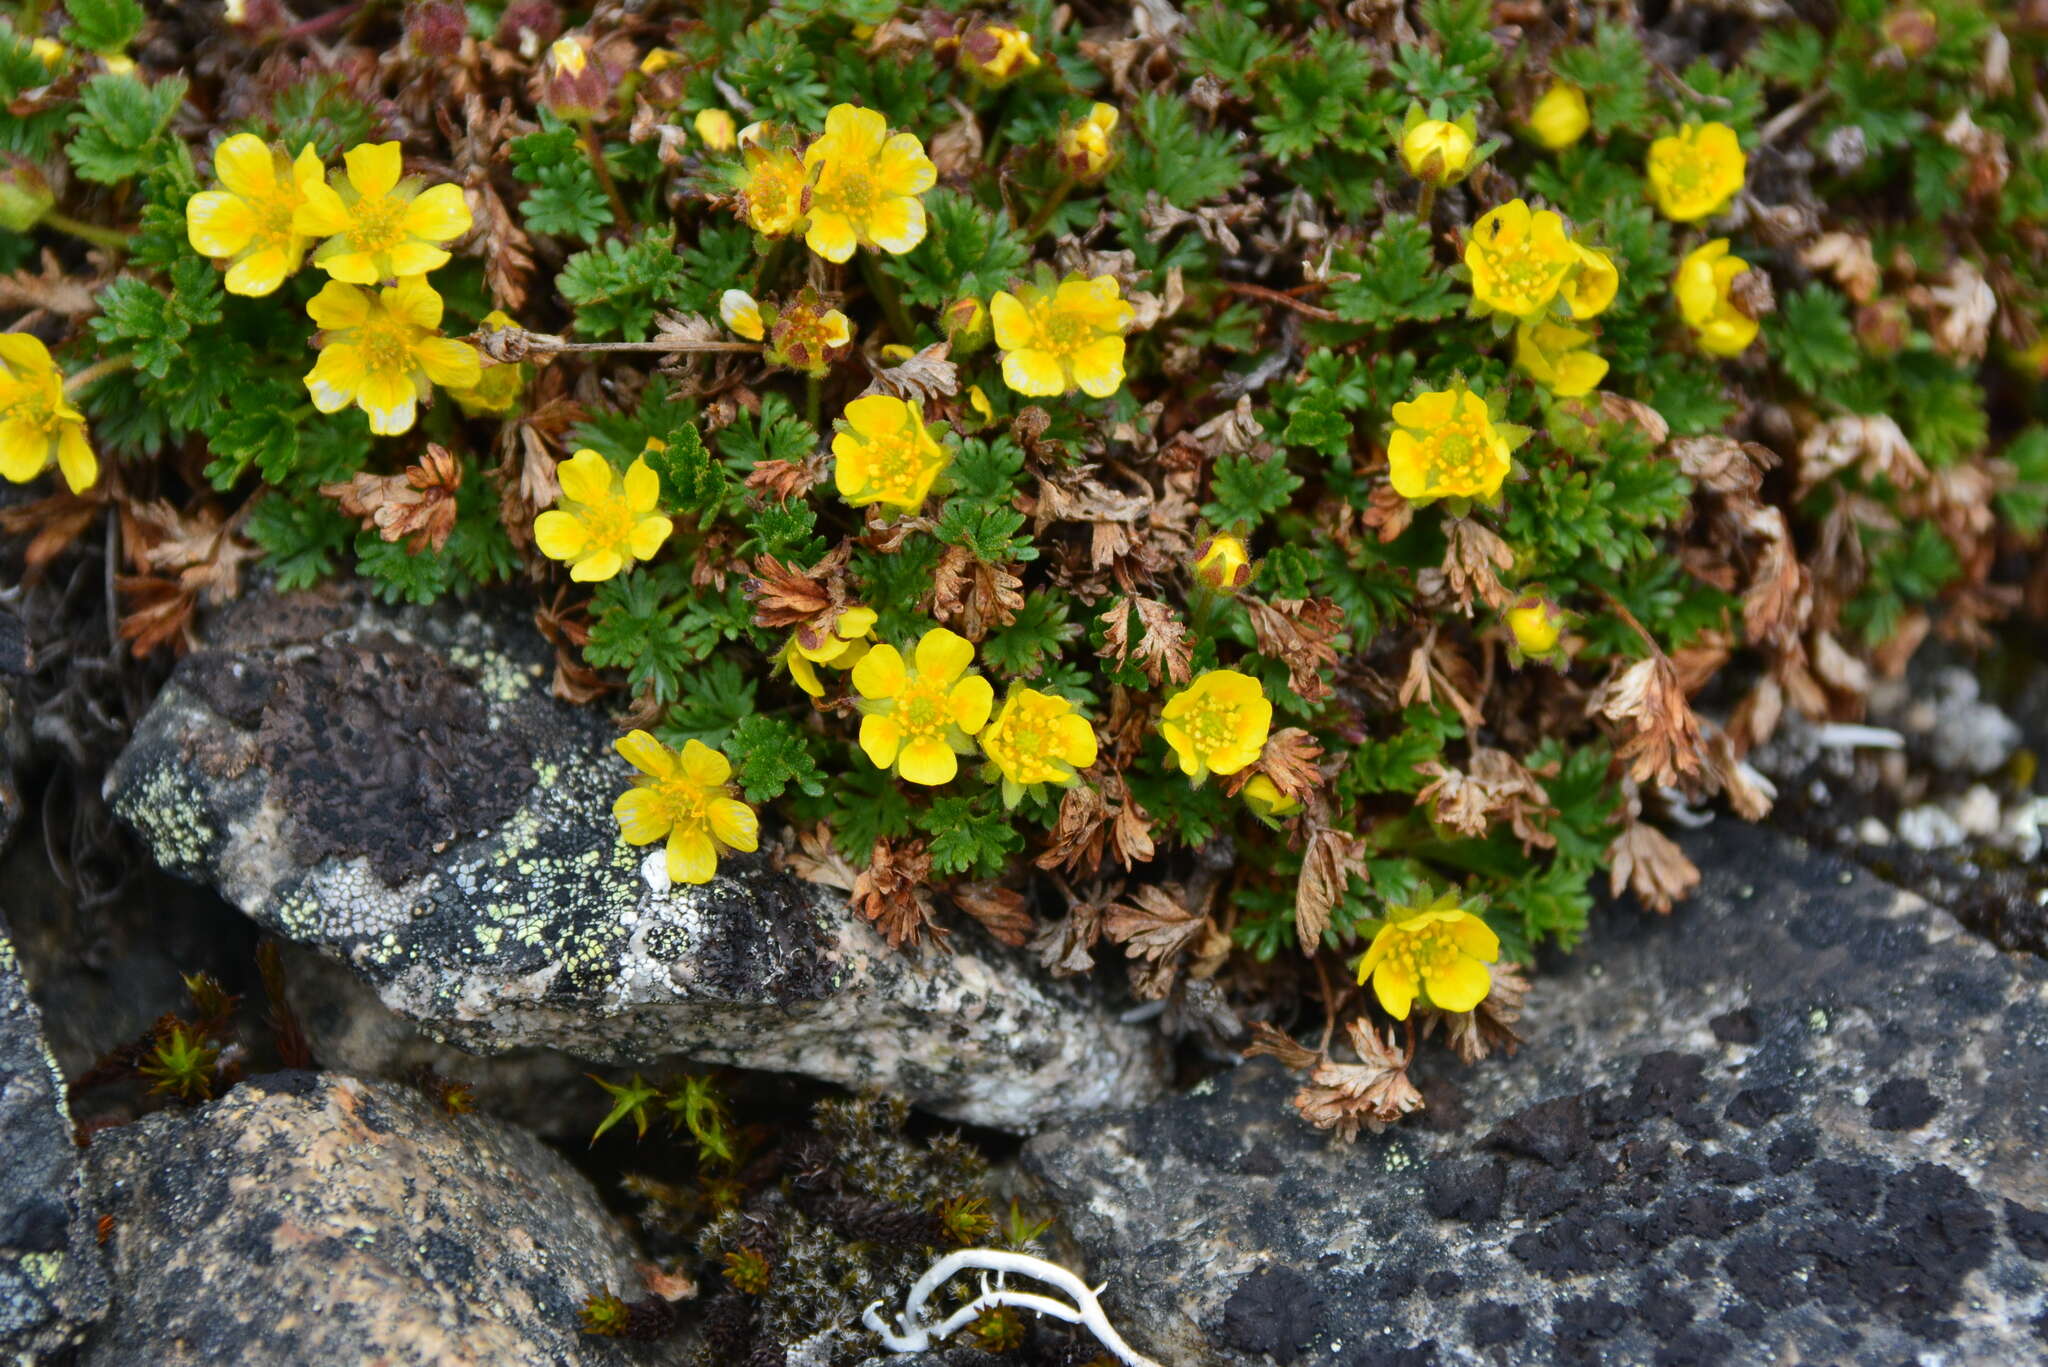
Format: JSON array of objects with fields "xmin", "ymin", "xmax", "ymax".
[
  {"xmin": 1107, "ymin": 91, "xmax": 1243, "ymax": 213},
  {"xmin": 66, "ymin": 72, "xmax": 187, "ymax": 184},
  {"xmin": 725, "ymin": 715, "xmax": 825, "ymax": 803},
  {"xmin": 558, "ymin": 230, "xmax": 687, "ymax": 339},
  {"xmin": 245, "ymin": 494, "xmax": 353, "ymax": 590},
  {"xmin": 889, "ymin": 190, "xmax": 1030, "ymax": 312},
  {"xmin": 1203, "ymin": 452, "xmax": 1304, "ymax": 530},
  {"xmin": 642, "ymin": 421, "xmax": 733, "ymax": 523},
  {"xmin": 61, "ymin": 0, "xmax": 146, "ymax": 55},
  {"xmin": 1325, "ymin": 215, "xmax": 1463, "ymax": 328},
  {"xmin": 508, "ymin": 114, "xmax": 613, "ymax": 243},
  {"xmin": 1766, "ymin": 286, "xmax": 1859, "ymax": 393},
  {"xmin": 917, "ymin": 794, "xmax": 1026, "ymax": 879},
  {"xmin": 982, "ymin": 590, "xmax": 1080, "ymax": 678},
  {"xmin": 1996, "ymin": 428, "xmax": 2048, "ymax": 537},
  {"xmin": 588, "ymin": 1073, "xmax": 662, "ymax": 1144},
  {"xmin": 658, "ymin": 656, "xmax": 759, "ymax": 747}
]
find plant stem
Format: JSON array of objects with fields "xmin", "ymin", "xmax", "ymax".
[
  {"xmin": 857, "ymin": 250, "xmax": 916, "ymax": 346},
  {"xmin": 1415, "ymin": 183, "xmax": 1438, "ymax": 226},
  {"xmin": 471, "ymin": 325, "xmax": 763, "ymax": 361},
  {"xmin": 42, "ymin": 212, "xmax": 131, "ymax": 254},
  {"xmin": 1019, "ymin": 175, "xmax": 1076, "ymax": 239},
  {"xmin": 575, "ymin": 117, "xmax": 631, "ymax": 229},
  {"xmin": 804, "ymin": 374, "xmax": 821, "ymax": 431},
  {"xmin": 63, "ymin": 354, "xmax": 132, "ymax": 396},
  {"xmin": 751, "ymin": 237, "xmax": 792, "ymax": 296}
]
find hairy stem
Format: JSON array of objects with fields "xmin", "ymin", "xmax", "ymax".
[
  {"xmin": 41, "ymin": 212, "xmax": 131, "ymax": 254},
  {"xmin": 858, "ymin": 250, "xmax": 916, "ymax": 346}
]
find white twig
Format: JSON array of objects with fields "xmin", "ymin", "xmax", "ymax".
[{"xmin": 861, "ymin": 1249, "xmax": 1164, "ymax": 1367}]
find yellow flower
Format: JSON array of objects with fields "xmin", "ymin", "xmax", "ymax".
[
  {"xmin": 852, "ymin": 628, "xmax": 994, "ymax": 786},
  {"xmin": 1506, "ymin": 595, "xmax": 1565, "ymax": 658},
  {"xmin": 990, "ymin": 275, "xmax": 1134, "ymax": 398},
  {"xmin": 1513, "ymin": 319, "xmax": 1608, "ymax": 398},
  {"xmin": 612, "ymin": 732, "xmax": 759, "ymax": 885},
  {"xmin": 1192, "ymin": 532, "xmax": 1252, "ymax": 592},
  {"xmin": 801, "ymin": 103, "xmax": 935, "ymax": 262},
  {"xmin": 1675, "ymin": 239, "xmax": 1761, "ymax": 357},
  {"xmin": 765, "ymin": 287, "xmax": 853, "ymax": 376},
  {"xmin": 1057, "ymin": 103, "xmax": 1119, "ymax": 182},
  {"xmin": 1159, "ymin": 669, "xmax": 1271, "ymax": 785},
  {"xmin": 303, "ymin": 277, "xmax": 481, "ymax": 436},
  {"xmin": 448, "ymin": 309, "xmax": 527, "ymax": 416},
  {"xmin": 1355, "ymin": 888, "xmax": 1500, "ymax": 1019},
  {"xmin": 1387, "ymin": 385, "xmax": 1513, "ymax": 502},
  {"xmin": 185, "ymin": 134, "xmax": 324, "ymax": 297},
  {"xmin": 30, "ymin": 37, "xmax": 65, "ymax": 66},
  {"xmin": 533, "ymin": 450, "xmax": 673, "ymax": 582},
  {"xmin": 1527, "ymin": 82, "xmax": 1590, "ymax": 151},
  {"xmin": 737, "ymin": 125, "xmax": 808, "ymax": 238},
  {"xmin": 832, "ymin": 394, "xmax": 951, "ymax": 511},
  {"xmin": 695, "ymin": 109, "xmax": 737, "ymax": 152},
  {"xmin": 1401, "ymin": 119, "xmax": 1474, "ymax": 184},
  {"xmin": 1241, "ymin": 774, "xmax": 1301, "ymax": 824},
  {"xmin": 0, "ymin": 335, "xmax": 95, "ymax": 493},
  {"xmin": 548, "ymin": 36, "xmax": 587, "ymax": 75},
  {"xmin": 294, "ymin": 141, "xmax": 473, "ymax": 283},
  {"xmin": 1646, "ymin": 121, "xmax": 1746, "ymax": 223},
  {"xmin": 720, "ymin": 289, "xmax": 765, "ymax": 341},
  {"xmin": 1560, "ymin": 243, "xmax": 1618, "ymax": 320},
  {"xmin": 777, "ymin": 606, "xmax": 877, "ymax": 698},
  {"xmin": 959, "ymin": 23, "xmax": 1040, "ymax": 85},
  {"xmin": 981, "ymin": 687, "xmax": 1097, "ymax": 806},
  {"xmin": 1464, "ymin": 199, "xmax": 1576, "ymax": 321}
]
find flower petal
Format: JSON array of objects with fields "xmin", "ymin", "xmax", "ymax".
[
  {"xmin": 614, "ymin": 729, "xmax": 676, "ymax": 777},
  {"xmin": 414, "ymin": 337, "xmax": 481, "ymax": 388},
  {"xmin": 666, "ymin": 826, "xmax": 718, "ymax": 885},
  {"xmin": 185, "ymin": 191, "xmax": 258, "ymax": 258},
  {"xmin": 344, "ymin": 141, "xmax": 405, "ymax": 199},
  {"xmin": 709, "ymin": 798, "xmax": 759, "ymax": 852},
  {"xmin": 628, "ymin": 514, "xmax": 672, "ymax": 561},
  {"xmin": 948, "ymin": 674, "xmax": 993, "ymax": 734},
  {"xmin": 385, "ymin": 240, "xmax": 452, "ymax": 279},
  {"xmin": 54, "ymin": 424, "xmax": 96, "ymax": 493},
  {"xmin": 804, "ymin": 211, "xmax": 859, "ymax": 263},
  {"xmin": 897, "ymin": 736, "xmax": 957, "ymax": 786},
  {"xmin": 556, "ymin": 449, "xmax": 614, "ymax": 506},
  {"xmin": 988, "ymin": 292, "xmax": 1031, "ymax": 351},
  {"xmin": 292, "ymin": 182, "xmax": 353, "ymax": 237},
  {"xmin": 851, "ymin": 643, "xmax": 906, "ymax": 699},
  {"xmin": 533, "ymin": 509, "xmax": 590, "ymax": 561},
  {"xmin": 1058, "ymin": 714, "xmax": 1098, "ymax": 769},
  {"xmin": 1069, "ymin": 336, "xmax": 1126, "ymax": 398},
  {"xmin": 1000, "ymin": 348, "xmax": 1066, "ymax": 397},
  {"xmin": 679, "ymin": 739, "xmax": 732, "ymax": 787},
  {"xmin": 571, "ymin": 548, "xmax": 624, "ymax": 582},
  {"xmin": 1426, "ymin": 955, "xmax": 1493, "ymax": 1013},
  {"xmin": 223, "ymin": 246, "xmax": 293, "ymax": 297},
  {"xmin": 1370, "ymin": 963, "xmax": 1419, "ymax": 1020},
  {"xmin": 613, "ymin": 788, "xmax": 670, "ymax": 844},
  {"xmin": 866, "ymin": 195, "xmax": 926, "ymax": 255},
  {"xmin": 914, "ymin": 627, "xmax": 975, "ymax": 685},
  {"xmin": 622, "ymin": 457, "xmax": 660, "ymax": 513},
  {"xmin": 403, "ymin": 182, "xmax": 472, "ymax": 242},
  {"xmin": 859, "ymin": 712, "xmax": 903, "ymax": 769}
]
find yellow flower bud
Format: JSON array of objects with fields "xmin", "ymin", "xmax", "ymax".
[
  {"xmin": 1241, "ymin": 774, "xmax": 1301, "ymax": 823},
  {"xmin": 1506, "ymin": 596, "xmax": 1564, "ymax": 658},
  {"xmin": 944, "ymin": 296, "xmax": 991, "ymax": 352},
  {"xmin": 1192, "ymin": 532, "xmax": 1252, "ymax": 592},
  {"xmin": 1056, "ymin": 103, "xmax": 1119, "ymax": 183},
  {"xmin": 1401, "ymin": 119, "xmax": 1474, "ymax": 185},
  {"xmin": 1527, "ymin": 83, "xmax": 1590, "ymax": 151},
  {"xmin": 694, "ymin": 108, "xmax": 737, "ymax": 152}
]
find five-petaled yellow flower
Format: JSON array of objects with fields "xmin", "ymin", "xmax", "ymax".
[
  {"xmin": 1057, "ymin": 103, "xmax": 1119, "ymax": 182},
  {"xmin": 0, "ymin": 335, "xmax": 95, "ymax": 492},
  {"xmin": 1159, "ymin": 669, "xmax": 1272, "ymax": 785},
  {"xmin": 1526, "ymin": 82, "xmax": 1589, "ymax": 151},
  {"xmin": 832, "ymin": 394, "xmax": 951, "ymax": 512},
  {"xmin": 737, "ymin": 124, "xmax": 809, "ymax": 238},
  {"xmin": 1674, "ymin": 239, "xmax": 1761, "ymax": 357},
  {"xmin": 612, "ymin": 731, "xmax": 759, "ymax": 885},
  {"xmin": 294, "ymin": 141, "xmax": 472, "ymax": 283},
  {"xmin": 185, "ymin": 134, "xmax": 323, "ymax": 297},
  {"xmin": 1646, "ymin": 121, "xmax": 1746, "ymax": 223},
  {"xmin": 1464, "ymin": 198, "xmax": 1576, "ymax": 321},
  {"xmin": 981, "ymin": 687, "xmax": 1097, "ymax": 807},
  {"xmin": 990, "ymin": 274, "xmax": 1133, "ymax": 398},
  {"xmin": 1401, "ymin": 119, "xmax": 1474, "ymax": 184},
  {"xmin": 1387, "ymin": 385, "xmax": 1512, "ymax": 502},
  {"xmin": 1355, "ymin": 888, "xmax": 1500, "ymax": 1019},
  {"xmin": 852, "ymin": 627, "xmax": 994, "ymax": 786},
  {"xmin": 958, "ymin": 23, "xmax": 1039, "ymax": 85},
  {"xmin": 1514, "ymin": 319, "xmax": 1608, "ymax": 398},
  {"xmin": 448, "ymin": 309, "xmax": 527, "ymax": 416},
  {"xmin": 801, "ymin": 103, "xmax": 935, "ymax": 262},
  {"xmin": 534, "ymin": 450, "xmax": 673, "ymax": 582},
  {"xmin": 778, "ymin": 606, "xmax": 877, "ymax": 698},
  {"xmin": 304, "ymin": 277, "xmax": 481, "ymax": 435},
  {"xmin": 1560, "ymin": 244, "xmax": 1618, "ymax": 320}
]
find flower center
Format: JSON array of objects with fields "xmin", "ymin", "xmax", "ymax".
[
  {"xmin": 1383, "ymin": 920, "xmax": 1462, "ymax": 984},
  {"xmin": 896, "ymin": 678, "xmax": 951, "ymax": 742},
  {"xmin": 992, "ymin": 705, "xmax": 1060, "ymax": 779},
  {"xmin": 348, "ymin": 193, "xmax": 411, "ymax": 254},
  {"xmin": 1043, "ymin": 310, "xmax": 1095, "ymax": 355},
  {"xmin": 1178, "ymin": 694, "xmax": 1240, "ymax": 753},
  {"xmin": 353, "ymin": 317, "xmax": 418, "ymax": 378},
  {"xmin": 863, "ymin": 435, "xmax": 929, "ymax": 501},
  {"xmin": 1483, "ymin": 239, "xmax": 1565, "ymax": 311},
  {"xmin": 576, "ymin": 493, "xmax": 639, "ymax": 554},
  {"xmin": 650, "ymin": 774, "xmax": 711, "ymax": 829},
  {"xmin": 816, "ymin": 164, "xmax": 877, "ymax": 219},
  {"xmin": 1421, "ymin": 415, "xmax": 1493, "ymax": 492}
]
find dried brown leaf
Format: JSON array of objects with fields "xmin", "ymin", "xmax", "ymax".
[
  {"xmin": 851, "ymin": 838, "xmax": 946, "ymax": 951},
  {"xmin": 1607, "ymin": 818, "xmax": 1701, "ymax": 914},
  {"xmin": 1295, "ymin": 822, "xmax": 1368, "ymax": 955},
  {"xmin": 951, "ymin": 881, "xmax": 1033, "ymax": 948},
  {"xmin": 1597, "ymin": 655, "xmax": 1705, "ymax": 789},
  {"xmin": 320, "ymin": 445, "xmax": 463, "ymax": 552},
  {"xmin": 1100, "ymin": 595, "xmax": 1191, "ymax": 687},
  {"xmin": 1292, "ymin": 1018, "xmax": 1423, "ymax": 1141}
]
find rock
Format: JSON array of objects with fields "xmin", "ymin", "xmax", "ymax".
[
  {"xmin": 1022, "ymin": 822, "xmax": 2048, "ymax": 1366},
  {"xmin": 79, "ymin": 1072, "xmax": 665, "ymax": 1366},
  {"xmin": 0, "ymin": 931, "xmax": 109, "ymax": 1359},
  {"xmin": 105, "ymin": 589, "xmax": 1162, "ymax": 1131},
  {"xmin": 1870, "ymin": 665, "xmax": 2020, "ymax": 777}
]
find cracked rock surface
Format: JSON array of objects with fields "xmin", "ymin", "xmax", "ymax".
[
  {"xmin": 0, "ymin": 931, "xmax": 109, "ymax": 1361},
  {"xmin": 1023, "ymin": 822, "xmax": 2048, "ymax": 1367},
  {"xmin": 105, "ymin": 588, "xmax": 1162, "ymax": 1131},
  {"xmin": 78, "ymin": 1071, "xmax": 662, "ymax": 1366}
]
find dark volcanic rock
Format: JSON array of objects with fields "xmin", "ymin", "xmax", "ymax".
[
  {"xmin": 105, "ymin": 589, "xmax": 1162, "ymax": 1130},
  {"xmin": 1023, "ymin": 822, "xmax": 2048, "ymax": 1366},
  {"xmin": 0, "ymin": 931, "xmax": 109, "ymax": 1359},
  {"xmin": 79, "ymin": 1072, "xmax": 663, "ymax": 1366}
]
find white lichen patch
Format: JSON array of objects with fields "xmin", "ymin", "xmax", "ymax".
[
  {"xmin": 444, "ymin": 644, "xmax": 533, "ymax": 705},
  {"xmin": 112, "ymin": 760, "xmax": 217, "ymax": 874}
]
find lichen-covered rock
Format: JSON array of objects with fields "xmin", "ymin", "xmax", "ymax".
[
  {"xmin": 105, "ymin": 589, "xmax": 1162, "ymax": 1131},
  {"xmin": 0, "ymin": 932, "xmax": 109, "ymax": 1360},
  {"xmin": 1022, "ymin": 822, "xmax": 2048, "ymax": 1366},
  {"xmin": 79, "ymin": 1072, "xmax": 663, "ymax": 1366}
]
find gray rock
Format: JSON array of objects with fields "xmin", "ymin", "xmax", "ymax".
[
  {"xmin": 1022, "ymin": 822, "xmax": 2048, "ymax": 1366},
  {"xmin": 80, "ymin": 1072, "xmax": 666, "ymax": 1366},
  {"xmin": 0, "ymin": 931, "xmax": 109, "ymax": 1361},
  {"xmin": 105, "ymin": 589, "xmax": 1162, "ymax": 1131}
]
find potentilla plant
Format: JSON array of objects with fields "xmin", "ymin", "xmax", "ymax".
[{"xmin": 4, "ymin": 0, "xmax": 2047, "ymax": 1182}]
